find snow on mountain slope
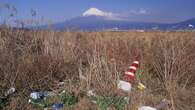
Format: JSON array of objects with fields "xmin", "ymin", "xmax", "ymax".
[{"xmin": 82, "ymin": 8, "xmax": 113, "ymax": 17}]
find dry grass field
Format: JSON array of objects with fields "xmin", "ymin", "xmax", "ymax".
[{"xmin": 0, "ymin": 28, "xmax": 195, "ymax": 110}]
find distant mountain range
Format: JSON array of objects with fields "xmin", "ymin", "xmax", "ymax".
[{"xmin": 42, "ymin": 8, "xmax": 195, "ymax": 31}]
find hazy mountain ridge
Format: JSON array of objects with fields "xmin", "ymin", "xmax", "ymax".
[
  {"xmin": 42, "ymin": 8, "xmax": 195, "ymax": 31},
  {"xmin": 47, "ymin": 17, "xmax": 195, "ymax": 31}
]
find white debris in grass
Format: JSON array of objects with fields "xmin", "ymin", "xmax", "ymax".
[
  {"xmin": 4, "ymin": 87, "xmax": 16, "ymax": 97},
  {"xmin": 117, "ymin": 80, "xmax": 132, "ymax": 92},
  {"xmin": 87, "ymin": 90, "xmax": 96, "ymax": 97},
  {"xmin": 138, "ymin": 106, "xmax": 157, "ymax": 110}
]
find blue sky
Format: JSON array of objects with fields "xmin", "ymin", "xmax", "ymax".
[{"xmin": 1, "ymin": 0, "xmax": 195, "ymax": 25}]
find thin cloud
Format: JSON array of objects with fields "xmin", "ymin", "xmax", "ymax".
[
  {"xmin": 108, "ymin": 9, "xmax": 150, "ymax": 20},
  {"xmin": 129, "ymin": 9, "xmax": 149, "ymax": 15}
]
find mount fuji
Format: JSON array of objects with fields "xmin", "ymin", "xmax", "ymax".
[
  {"xmin": 82, "ymin": 8, "xmax": 113, "ymax": 17},
  {"xmin": 42, "ymin": 8, "xmax": 195, "ymax": 31}
]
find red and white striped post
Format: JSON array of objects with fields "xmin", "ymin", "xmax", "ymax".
[
  {"xmin": 123, "ymin": 60, "xmax": 139, "ymax": 82},
  {"xmin": 118, "ymin": 60, "xmax": 139, "ymax": 92}
]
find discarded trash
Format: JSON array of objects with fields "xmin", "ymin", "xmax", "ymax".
[
  {"xmin": 137, "ymin": 82, "xmax": 146, "ymax": 91},
  {"xmin": 87, "ymin": 90, "xmax": 96, "ymax": 97},
  {"xmin": 118, "ymin": 60, "xmax": 139, "ymax": 92},
  {"xmin": 138, "ymin": 106, "xmax": 157, "ymax": 110},
  {"xmin": 1, "ymin": 87, "xmax": 16, "ymax": 109},
  {"xmin": 30, "ymin": 92, "xmax": 41, "ymax": 100},
  {"xmin": 139, "ymin": 99, "xmax": 169, "ymax": 110},
  {"xmin": 30, "ymin": 91, "xmax": 57, "ymax": 100},
  {"xmin": 123, "ymin": 97, "xmax": 130, "ymax": 104},
  {"xmin": 87, "ymin": 90, "xmax": 97, "ymax": 103},
  {"xmin": 51, "ymin": 103, "xmax": 64, "ymax": 110},
  {"xmin": 60, "ymin": 90, "xmax": 65, "ymax": 94},
  {"xmin": 29, "ymin": 90, "xmax": 78, "ymax": 109},
  {"xmin": 4, "ymin": 87, "xmax": 16, "ymax": 97},
  {"xmin": 0, "ymin": 87, "xmax": 16, "ymax": 109},
  {"xmin": 29, "ymin": 91, "xmax": 53, "ymax": 108},
  {"xmin": 118, "ymin": 80, "xmax": 132, "ymax": 92},
  {"xmin": 57, "ymin": 81, "xmax": 65, "ymax": 86},
  {"xmin": 30, "ymin": 91, "xmax": 48, "ymax": 100},
  {"xmin": 24, "ymin": 57, "xmax": 171, "ymax": 110}
]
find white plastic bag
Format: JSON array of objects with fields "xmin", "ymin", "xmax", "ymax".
[{"xmin": 117, "ymin": 80, "xmax": 132, "ymax": 92}]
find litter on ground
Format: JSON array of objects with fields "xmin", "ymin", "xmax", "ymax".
[
  {"xmin": 139, "ymin": 99, "xmax": 169, "ymax": 110},
  {"xmin": 138, "ymin": 106, "xmax": 157, "ymax": 110},
  {"xmin": 137, "ymin": 82, "xmax": 146, "ymax": 91},
  {"xmin": 0, "ymin": 87, "xmax": 16, "ymax": 109},
  {"xmin": 117, "ymin": 80, "xmax": 132, "ymax": 92},
  {"xmin": 0, "ymin": 59, "xmax": 169, "ymax": 110},
  {"xmin": 117, "ymin": 60, "xmax": 140, "ymax": 92},
  {"xmin": 51, "ymin": 103, "xmax": 64, "ymax": 110},
  {"xmin": 4, "ymin": 87, "xmax": 16, "ymax": 97},
  {"xmin": 30, "ymin": 91, "xmax": 48, "ymax": 100},
  {"xmin": 29, "ymin": 90, "xmax": 78, "ymax": 109}
]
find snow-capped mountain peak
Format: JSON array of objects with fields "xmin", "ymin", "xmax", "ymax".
[{"xmin": 82, "ymin": 8, "xmax": 112, "ymax": 17}]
